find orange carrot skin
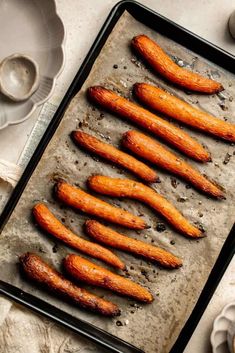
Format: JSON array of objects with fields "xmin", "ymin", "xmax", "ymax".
[
  {"xmin": 71, "ymin": 130, "xmax": 158, "ymax": 183},
  {"xmin": 131, "ymin": 35, "xmax": 223, "ymax": 94},
  {"xmin": 88, "ymin": 175, "xmax": 202, "ymax": 238},
  {"xmin": 85, "ymin": 220, "xmax": 182, "ymax": 269},
  {"xmin": 88, "ymin": 86, "xmax": 211, "ymax": 162},
  {"xmin": 122, "ymin": 130, "xmax": 224, "ymax": 199},
  {"xmin": 20, "ymin": 253, "xmax": 120, "ymax": 316},
  {"xmin": 33, "ymin": 203, "xmax": 125, "ymax": 270},
  {"xmin": 55, "ymin": 181, "xmax": 146, "ymax": 230},
  {"xmin": 64, "ymin": 254, "xmax": 153, "ymax": 303},
  {"xmin": 134, "ymin": 83, "xmax": 235, "ymax": 142}
]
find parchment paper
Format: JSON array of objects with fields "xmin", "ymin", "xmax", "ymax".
[{"xmin": 0, "ymin": 12, "xmax": 235, "ymax": 353}]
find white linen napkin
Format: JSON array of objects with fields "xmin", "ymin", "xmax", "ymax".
[{"xmin": 0, "ymin": 159, "xmax": 22, "ymax": 187}]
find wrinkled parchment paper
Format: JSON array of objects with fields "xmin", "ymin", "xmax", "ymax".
[{"xmin": 0, "ymin": 12, "xmax": 235, "ymax": 353}]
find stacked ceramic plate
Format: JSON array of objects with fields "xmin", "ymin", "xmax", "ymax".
[
  {"xmin": 0, "ymin": 0, "xmax": 65, "ymax": 129},
  {"xmin": 211, "ymin": 302, "xmax": 235, "ymax": 353}
]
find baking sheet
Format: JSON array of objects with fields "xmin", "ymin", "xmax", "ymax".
[{"xmin": 0, "ymin": 11, "xmax": 235, "ymax": 353}]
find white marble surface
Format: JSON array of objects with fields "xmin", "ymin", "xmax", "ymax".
[{"xmin": 0, "ymin": 0, "xmax": 235, "ymax": 352}]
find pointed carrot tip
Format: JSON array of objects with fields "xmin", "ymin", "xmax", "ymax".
[{"xmin": 217, "ymin": 84, "xmax": 225, "ymax": 93}]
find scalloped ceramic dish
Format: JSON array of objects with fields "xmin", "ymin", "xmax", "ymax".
[
  {"xmin": 211, "ymin": 302, "xmax": 235, "ymax": 353},
  {"xmin": 0, "ymin": 0, "xmax": 65, "ymax": 129}
]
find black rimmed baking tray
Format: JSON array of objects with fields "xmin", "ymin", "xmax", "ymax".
[{"xmin": 0, "ymin": 1, "xmax": 235, "ymax": 353}]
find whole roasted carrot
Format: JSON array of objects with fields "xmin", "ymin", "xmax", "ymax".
[
  {"xmin": 122, "ymin": 130, "xmax": 224, "ymax": 198},
  {"xmin": 20, "ymin": 253, "xmax": 120, "ymax": 316},
  {"xmin": 131, "ymin": 35, "xmax": 223, "ymax": 94},
  {"xmin": 55, "ymin": 181, "xmax": 146, "ymax": 230},
  {"xmin": 71, "ymin": 130, "xmax": 158, "ymax": 183},
  {"xmin": 64, "ymin": 254, "xmax": 153, "ymax": 303},
  {"xmin": 88, "ymin": 86, "xmax": 210, "ymax": 162},
  {"xmin": 134, "ymin": 83, "xmax": 235, "ymax": 142},
  {"xmin": 85, "ymin": 220, "xmax": 182, "ymax": 269},
  {"xmin": 33, "ymin": 203, "xmax": 125, "ymax": 270},
  {"xmin": 88, "ymin": 175, "xmax": 202, "ymax": 238}
]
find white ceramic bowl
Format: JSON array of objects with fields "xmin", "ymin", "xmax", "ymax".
[
  {"xmin": 228, "ymin": 10, "xmax": 235, "ymax": 39},
  {"xmin": 0, "ymin": 0, "xmax": 65, "ymax": 129},
  {"xmin": 211, "ymin": 302, "xmax": 235, "ymax": 353},
  {"xmin": 0, "ymin": 54, "xmax": 40, "ymax": 102}
]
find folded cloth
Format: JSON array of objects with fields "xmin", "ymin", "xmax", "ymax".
[
  {"xmin": 0, "ymin": 159, "xmax": 22, "ymax": 187},
  {"xmin": 0, "ymin": 297, "xmax": 12, "ymax": 326},
  {"xmin": 0, "ymin": 297, "xmax": 102, "ymax": 353}
]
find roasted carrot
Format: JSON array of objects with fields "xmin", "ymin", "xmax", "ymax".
[
  {"xmin": 88, "ymin": 86, "xmax": 210, "ymax": 162},
  {"xmin": 64, "ymin": 254, "xmax": 153, "ymax": 303},
  {"xmin": 55, "ymin": 181, "xmax": 146, "ymax": 230},
  {"xmin": 20, "ymin": 253, "xmax": 120, "ymax": 316},
  {"xmin": 131, "ymin": 35, "xmax": 223, "ymax": 94},
  {"xmin": 85, "ymin": 220, "xmax": 182, "ymax": 269},
  {"xmin": 88, "ymin": 175, "xmax": 202, "ymax": 238},
  {"xmin": 33, "ymin": 203, "xmax": 125, "ymax": 270},
  {"xmin": 122, "ymin": 130, "xmax": 224, "ymax": 198},
  {"xmin": 71, "ymin": 130, "xmax": 158, "ymax": 183},
  {"xmin": 134, "ymin": 83, "xmax": 235, "ymax": 142}
]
